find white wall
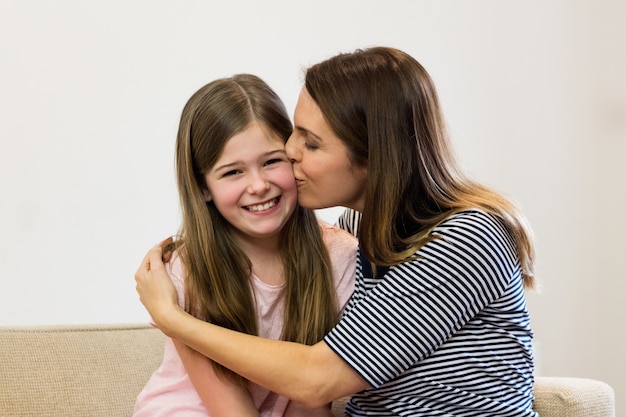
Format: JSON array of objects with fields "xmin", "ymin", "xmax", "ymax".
[{"xmin": 1, "ymin": 0, "xmax": 624, "ymax": 411}]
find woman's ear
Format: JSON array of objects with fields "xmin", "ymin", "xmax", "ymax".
[{"xmin": 202, "ymin": 188, "xmax": 212, "ymax": 202}]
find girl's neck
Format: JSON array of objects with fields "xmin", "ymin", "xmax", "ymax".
[{"xmin": 235, "ymin": 233, "xmax": 284, "ymax": 286}]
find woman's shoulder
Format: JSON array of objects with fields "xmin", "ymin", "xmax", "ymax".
[
  {"xmin": 431, "ymin": 209, "xmax": 514, "ymax": 249},
  {"xmin": 436, "ymin": 208, "xmax": 503, "ymax": 228},
  {"xmin": 336, "ymin": 208, "xmax": 361, "ymax": 237}
]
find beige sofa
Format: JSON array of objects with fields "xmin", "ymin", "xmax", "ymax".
[{"xmin": 0, "ymin": 324, "xmax": 615, "ymax": 417}]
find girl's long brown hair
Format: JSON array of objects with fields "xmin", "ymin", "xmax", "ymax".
[
  {"xmin": 305, "ymin": 47, "xmax": 536, "ymax": 289},
  {"xmin": 174, "ymin": 74, "xmax": 338, "ymax": 383}
]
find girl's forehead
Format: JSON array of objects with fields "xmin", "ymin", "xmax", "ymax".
[{"xmin": 219, "ymin": 125, "xmax": 285, "ymax": 157}]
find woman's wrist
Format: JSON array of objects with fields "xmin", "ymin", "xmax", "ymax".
[{"xmin": 151, "ymin": 301, "xmax": 186, "ymax": 337}]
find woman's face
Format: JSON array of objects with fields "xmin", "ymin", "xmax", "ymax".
[{"xmin": 285, "ymin": 87, "xmax": 367, "ymax": 212}]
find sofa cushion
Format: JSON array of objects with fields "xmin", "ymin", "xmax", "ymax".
[{"xmin": 0, "ymin": 324, "xmax": 165, "ymax": 417}]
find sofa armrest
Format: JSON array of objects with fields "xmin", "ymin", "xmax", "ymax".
[{"xmin": 533, "ymin": 376, "xmax": 615, "ymax": 417}]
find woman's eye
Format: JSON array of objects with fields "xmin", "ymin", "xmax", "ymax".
[{"xmin": 304, "ymin": 142, "xmax": 319, "ymax": 151}]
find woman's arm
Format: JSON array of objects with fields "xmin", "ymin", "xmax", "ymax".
[
  {"xmin": 173, "ymin": 339, "xmax": 260, "ymax": 417},
  {"xmin": 135, "ymin": 244, "xmax": 369, "ymax": 409}
]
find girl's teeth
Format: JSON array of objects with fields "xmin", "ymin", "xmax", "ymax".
[{"xmin": 248, "ymin": 198, "xmax": 277, "ymax": 212}]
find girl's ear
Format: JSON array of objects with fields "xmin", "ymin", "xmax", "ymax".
[{"xmin": 202, "ymin": 188, "xmax": 212, "ymax": 202}]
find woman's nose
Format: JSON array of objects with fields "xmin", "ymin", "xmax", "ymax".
[{"xmin": 285, "ymin": 133, "xmax": 299, "ymax": 163}]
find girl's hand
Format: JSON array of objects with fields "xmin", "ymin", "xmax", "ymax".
[{"xmin": 134, "ymin": 238, "xmax": 180, "ymax": 332}]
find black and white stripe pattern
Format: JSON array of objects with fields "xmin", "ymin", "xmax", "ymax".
[{"xmin": 329, "ymin": 209, "xmax": 537, "ymax": 416}]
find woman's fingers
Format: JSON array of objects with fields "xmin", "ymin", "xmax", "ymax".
[
  {"xmin": 135, "ymin": 244, "xmax": 165, "ymax": 303},
  {"xmin": 159, "ymin": 236, "xmax": 175, "ymax": 262},
  {"xmin": 136, "ymin": 243, "xmax": 160, "ymax": 275},
  {"xmin": 134, "ymin": 240, "xmax": 181, "ymax": 333},
  {"xmin": 159, "ymin": 236, "xmax": 174, "ymax": 248},
  {"xmin": 135, "ymin": 247, "xmax": 154, "ymax": 284},
  {"xmin": 136, "ymin": 244, "xmax": 177, "ymax": 300}
]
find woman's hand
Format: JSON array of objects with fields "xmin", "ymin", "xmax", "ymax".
[{"xmin": 134, "ymin": 238, "xmax": 180, "ymax": 333}]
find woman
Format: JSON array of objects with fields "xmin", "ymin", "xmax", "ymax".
[{"xmin": 136, "ymin": 47, "xmax": 538, "ymax": 416}]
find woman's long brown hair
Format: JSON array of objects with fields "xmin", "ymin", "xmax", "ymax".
[{"xmin": 305, "ymin": 47, "xmax": 536, "ymax": 289}]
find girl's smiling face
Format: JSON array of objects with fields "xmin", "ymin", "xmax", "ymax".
[{"xmin": 203, "ymin": 121, "xmax": 297, "ymax": 243}]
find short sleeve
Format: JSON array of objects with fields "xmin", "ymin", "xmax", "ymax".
[
  {"xmin": 165, "ymin": 251, "xmax": 186, "ymax": 309},
  {"xmin": 324, "ymin": 210, "xmax": 520, "ymax": 388}
]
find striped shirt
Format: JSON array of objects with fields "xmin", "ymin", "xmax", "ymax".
[{"xmin": 326, "ymin": 209, "xmax": 537, "ymax": 416}]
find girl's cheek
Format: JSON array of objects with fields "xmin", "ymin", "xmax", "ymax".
[
  {"xmin": 278, "ymin": 166, "xmax": 297, "ymax": 187},
  {"xmin": 214, "ymin": 184, "xmax": 244, "ymax": 206}
]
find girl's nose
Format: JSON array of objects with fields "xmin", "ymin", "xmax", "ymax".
[{"xmin": 247, "ymin": 172, "xmax": 270, "ymax": 194}]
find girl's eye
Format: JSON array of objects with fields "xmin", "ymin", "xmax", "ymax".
[
  {"xmin": 222, "ymin": 169, "xmax": 240, "ymax": 177},
  {"xmin": 265, "ymin": 157, "xmax": 288, "ymax": 166}
]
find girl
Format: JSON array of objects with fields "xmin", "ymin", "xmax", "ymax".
[
  {"xmin": 132, "ymin": 74, "xmax": 356, "ymax": 417},
  {"xmin": 136, "ymin": 48, "xmax": 538, "ymax": 416}
]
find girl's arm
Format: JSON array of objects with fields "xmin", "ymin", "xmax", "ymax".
[
  {"xmin": 136, "ymin": 244, "xmax": 369, "ymax": 409},
  {"xmin": 178, "ymin": 334, "xmax": 336, "ymax": 417},
  {"xmin": 283, "ymin": 401, "xmax": 334, "ymax": 417},
  {"xmin": 173, "ymin": 339, "xmax": 260, "ymax": 417}
]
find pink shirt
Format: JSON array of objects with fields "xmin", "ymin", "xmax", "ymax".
[{"xmin": 133, "ymin": 222, "xmax": 357, "ymax": 417}]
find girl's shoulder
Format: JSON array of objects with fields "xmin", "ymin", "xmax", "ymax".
[
  {"xmin": 318, "ymin": 219, "xmax": 358, "ymax": 253},
  {"xmin": 165, "ymin": 249, "xmax": 186, "ymax": 283},
  {"xmin": 161, "ymin": 248, "xmax": 186, "ymax": 306}
]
